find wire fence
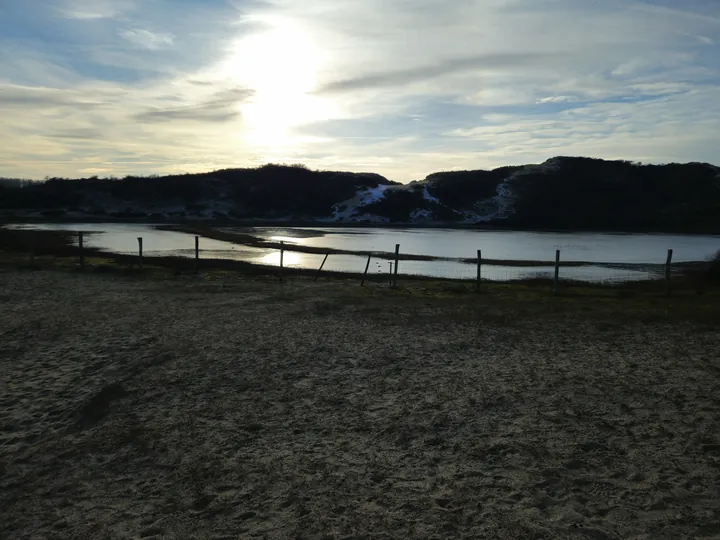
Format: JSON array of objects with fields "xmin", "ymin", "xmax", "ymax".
[
  {"xmin": 261, "ymin": 241, "xmax": 670, "ymax": 286},
  {"xmin": 5, "ymin": 227, "xmax": 707, "ymax": 295}
]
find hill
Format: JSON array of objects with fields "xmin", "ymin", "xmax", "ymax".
[{"xmin": 1, "ymin": 158, "xmax": 719, "ymax": 232}]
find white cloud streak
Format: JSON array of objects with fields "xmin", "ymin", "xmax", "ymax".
[
  {"xmin": 57, "ymin": 0, "xmax": 137, "ymax": 20},
  {"xmin": 120, "ymin": 28, "xmax": 174, "ymax": 50}
]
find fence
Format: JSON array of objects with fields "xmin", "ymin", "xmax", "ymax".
[{"xmin": 39, "ymin": 232, "xmax": 688, "ymax": 296}]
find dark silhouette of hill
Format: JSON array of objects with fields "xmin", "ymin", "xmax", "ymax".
[
  {"xmin": 501, "ymin": 157, "xmax": 720, "ymax": 231},
  {"xmin": 425, "ymin": 166, "xmax": 524, "ymax": 210},
  {"xmin": 1, "ymin": 158, "xmax": 719, "ymax": 232},
  {"xmin": 0, "ymin": 164, "xmax": 393, "ymax": 220}
]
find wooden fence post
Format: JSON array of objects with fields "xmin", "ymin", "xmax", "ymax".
[
  {"xmin": 476, "ymin": 249, "xmax": 482, "ymax": 290},
  {"xmin": 194, "ymin": 236, "xmax": 199, "ymax": 274},
  {"xmin": 393, "ymin": 244, "xmax": 400, "ymax": 288},
  {"xmin": 137, "ymin": 237, "xmax": 143, "ymax": 268},
  {"xmin": 79, "ymin": 232, "xmax": 85, "ymax": 270},
  {"xmin": 279, "ymin": 241, "xmax": 284, "ymax": 282},
  {"xmin": 29, "ymin": 233, "xmax": 35, "ymax": 266},
  {"xmin": 665, "ymin": 249, "xmax": 673, "ymax": 296},
  {"xmin": 389, "ymin": 262, "xmax": 394, "ymax": 287},
  {"xmin": 360, "ymin": 253, "xmax": 372, "ymax": 286},
  {"xmin": 314, "ymin": 252, "xmax": 330, "ymax": 283},
  {"xmin": 553, "ymin": 249, "xmax": 560, "ymax": 296}
]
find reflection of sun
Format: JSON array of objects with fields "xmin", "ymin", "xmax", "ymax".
[
  {"xmin": 220, "ymin": 17, "xmax": 333, "ymax": 150},
  {"xmin": 261, "ymin": 250, "xmax": 301, "ymax": 267}
]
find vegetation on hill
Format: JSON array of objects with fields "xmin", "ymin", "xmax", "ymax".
[
  {"xmin": 503, "ymin": 157, "xmax": 720, "ymax": 231},
  {"xmin": 1, "ymin": 157, "xmax": 719, "ymax": 232},
  {"xmin": 0, "ymin": 164, "xmax": 393, "ymax": 220},
  {"xmin": 0, "ymin": 178, "xmax": 34, "ymax": 188},
  {"xmin": 425, "ymin": 166, "xmax": 523, "ymax": 211}
]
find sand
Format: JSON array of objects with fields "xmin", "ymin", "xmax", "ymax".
[{"xmin": 1, "ymin": 270, "xmax": 720, "ymax": 539}]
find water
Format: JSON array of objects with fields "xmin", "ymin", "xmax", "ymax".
[
  {"xmin": 247, "ymin": 227, "xmax": 719, "ymax": 264},
  {"xmin": 7, "ymin": 223, "xmax": 720, "ymax": 283}
]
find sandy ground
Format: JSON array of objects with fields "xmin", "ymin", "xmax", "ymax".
[{"xmin": 1, "ymin": 270, "xmax": 720, "ymax": 539}]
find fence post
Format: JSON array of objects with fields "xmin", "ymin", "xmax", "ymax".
[
  {"xmin": 194, "ymin": 236, "xmax": 199, "ymax": 274},
  {"xmin": 137, "ymin": 237, "xmax": 143, "ymax": 268},
  {"xmin": 79, "ymin": 231, "xmax": 85, "ymax": 270},
  {"xmin": 360, "ymin": 253, "xmax": 372, "ymax": 286},
  {"xmin": 393, "ymin": 244, "xmax": 400, "ymax": 288},
  {"xmin": 665, "ymin": 249, "xmax": 673, "ymax": 296},
  {"xmin": 279, "ymin": 241, "xmax": 284, "ymax": 282},
  {"xmin": 476, "ymin": 249, "xmax": 482, "ymax": 290},
  {"xmin": 553, "ymin": 249, "xmax": 560, "ymax": 296},
  {"xmin": 389, "ymin": 262, "xmax": 394, "ymax": 287},
  {"xmin": 29, "ymin": 233, "xmax": 35, "ymax": 266},
  {"xmin": 314, "ymin": 252, "xmax": 330, "ymax": 283}
]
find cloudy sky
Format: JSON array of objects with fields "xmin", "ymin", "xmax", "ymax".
[{"xmin": 1, "ymin": 0, "xmax": 719, "ymax": 182}]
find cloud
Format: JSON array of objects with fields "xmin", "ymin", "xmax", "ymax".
[
  {"xmin": 0, "ymin": 84, "xmax": 105, "ymax": 107},
  {"xmin": 133, "ymin": 88, "xmax": 254, "ymax": 123},
  {"xmin": 537, "ymin": 96, "xmax": 580, "ymax": 104},
  {"xmin": 48, "ymin": 128, "xmax": 106, "ymax": 140},
  {"xmin": 317, "ymin": 53, "xmax": 557, "ymax": 94},
  {"xmin": 0, "ymin": 0, "xmax": 719, "ymax": 182},
  {"xmin": 120, "ymin": 29, "xmax": 174, "ymax": 50},
  {"xmin": 445, "ymin": 85, "xmax": 720, "ymax": 164},
  {"xmin": 57, "ymin": 0, "xmax": 137, "ymax": 20}
]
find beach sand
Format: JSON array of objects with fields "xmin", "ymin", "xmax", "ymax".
[{"xmin": 1, "ymin": 270, "xmax": 720, "ymax": 539}]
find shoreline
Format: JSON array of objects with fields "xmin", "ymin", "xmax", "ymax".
[{"xmin": 3, "ymin": 215, "xmax": 720, "ymax": 236}]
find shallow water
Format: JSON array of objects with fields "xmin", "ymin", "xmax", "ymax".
[
  {"xmin": 8, "ymin": 223, "xmax": 720, "ymax": 282},
  {"xmin": 249, "ymin": 227, "xmax": 720, "ymax": 263}
]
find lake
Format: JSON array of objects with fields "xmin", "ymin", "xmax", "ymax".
[{"xmin": 7, "ymin": 223, "xmax": 720, "ymax": 283}]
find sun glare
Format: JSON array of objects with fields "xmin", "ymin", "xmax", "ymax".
[
  {"xmin": 220, "ymin": 17, "xmax": 331, "ymax": 150},
  {"xmin": 260, "ymin": 250, "xmax": 303, "ymax": 267}
]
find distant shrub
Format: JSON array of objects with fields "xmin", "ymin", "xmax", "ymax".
[
  {"xmin": 260, "ymin": 163, "xmax": 309, "ymax": 171},
  {"xmin": 0, "ymin": 178, "xmax": 35, "ymax": 188}
]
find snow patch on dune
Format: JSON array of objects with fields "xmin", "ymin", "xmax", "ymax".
[
  {"xmin": 332, "ymin": 184, "xmax": 393, "ymax": 220},
  {"xmin": 359, "ymin": 184, "xmax": 393, "ymax": 205},
  {"xmin": 461, "ymin": 172, "xmax": 520, "ymax": 223},
  {"xmin": 470, "ymin": 159, "xmax": 562, "ymax": 222},
  {"xmin": 422, "ymin": 187, "xmax": 440, "ymax": 205}
]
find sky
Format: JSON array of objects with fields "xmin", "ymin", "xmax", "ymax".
[{"xmin": 1, "ymin": 0, "xmax": 719, "ymax": 182}]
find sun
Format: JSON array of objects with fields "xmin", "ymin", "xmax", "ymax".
[{"xmin": 219, "ymin": 16, "xmax": 332, "ymax": 150}]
